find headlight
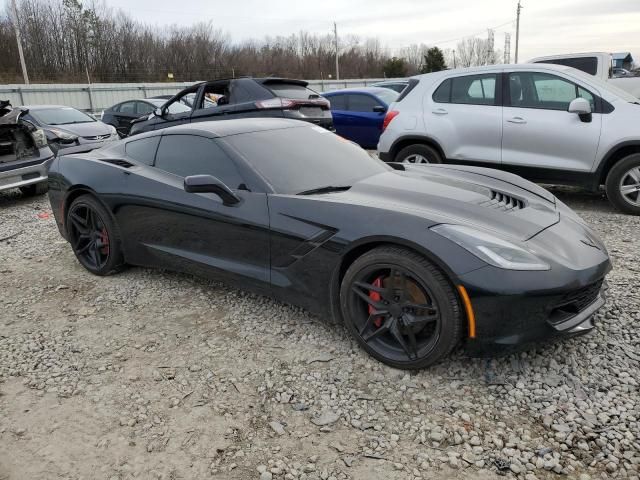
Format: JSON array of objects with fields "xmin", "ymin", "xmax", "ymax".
[
  {"xmin": 31, "ymin": 128, "xmax": 48, "ymax": 148},
  {"xmin": 47, "ymin": 128, "xmax": 78, "ymax": 141},
  {"xmin": 431, "ymin": 224, "xmax": 550, "ymax": 271},
  {"xmin": 107, "ymin": 125, "xmax": 117, "ymax": 135}
]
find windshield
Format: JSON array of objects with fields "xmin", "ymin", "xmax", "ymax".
[
  {"xmin": 225, "ymin": 125, "xmax": 390, "ymax": 194},
  {"xmin": 149, "ymin": 99, "xmax": 191, "ymax": 114},
  {"xmin": 31, "ymin": 107, "xmax": 95, "ymax": 125},
  {"xmin": 376, "ymin": 89, "xmax": 400, "ymax": 104}
]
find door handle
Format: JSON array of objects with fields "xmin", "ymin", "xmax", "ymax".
[
  {"xmin": 432, "ymin": 108, "xmax": 448, "ymax": 115},
  {"xmin": 507, "ymin": 116, "xmax": 526, "ymax": 124}
]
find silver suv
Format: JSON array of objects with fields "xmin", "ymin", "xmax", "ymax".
[{"xmin": 377, "ymin": 64, "xmax": 640, "ymax": 214}]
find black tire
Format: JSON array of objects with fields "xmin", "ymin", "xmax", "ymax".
[
  {"xmin": 19, "ymin": 181, "xmax": 48, "ymax": 197},
  {"xmin": 605, "ymin": 154, "xmax": 640, "ymax": 215},
  {"xmin": 66, "ymin": 194, "xmax": 126, "ymax": 275},
  {"xmin": 395, "ymin": 144, "xmax": 442, "ymax": 164},
  {"xmin": 340, "ymin": 246, "xmax": 463, "ymax": 369}
]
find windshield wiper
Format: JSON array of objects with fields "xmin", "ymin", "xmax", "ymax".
[
  {"xmin": 297, "ymin": 185, "xmax": 352, "ymax": 195},
  {"xmin": 59, "ymin": 120, "xmax": 93, "ymax": 125}
]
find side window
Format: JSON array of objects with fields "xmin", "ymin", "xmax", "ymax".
[
  {"xmin": 136, "ymin": 102, "xmax": 154, "ymax": 115},
  {"xmin": 119, "ymin": 102, "xmax": 136, "ymax": 114},
  {"xmin": 125, "ymin": 136, "xmax": 160, "ymax": 166},
  {"xmin": 347, "ymin": 94, "xmax": 380, "ymax": 112},
  {"xmin": 509, "ymin": 72, "xmax": 595, "ymax": 110},
  {"xmin": 327, "ymin": 94, "xmax": 347, "ymax": 110},
  {"xmin": 450, "ymin": 74, "xmax": 496, "ymax": 105},
  {"xmin": 432, "ymin": 79, "xmax": 451, "ymax": 103},
  {"xmin": 154, "ymin": 135, "xmax": 244, "ymax": 188},
  {"xmin": 197, "ymin": 81, "xmax": 231, "ymax": 109}
]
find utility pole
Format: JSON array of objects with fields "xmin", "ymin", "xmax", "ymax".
[
  {"xmin": 10, "ymin": 0, "xmax": 29, "ymax": 84},
  {"xmin": 514, "ymin": 0, "xmax": 522, "ymax": 64},
  {"xmin": 333, "ymin": 22, "xmax": 339, "ymax": 80},
  {"xmin": 452, "ymin": 50, "xmax": 457, "ymax": 69}
]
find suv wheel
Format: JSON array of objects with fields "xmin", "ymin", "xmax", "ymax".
[
  {"xmin": 395, "ymin": 144, "xmax": 442, "ymax": 164},
  {"xmin": 605, "ymin": 154, "xmax": 640, "ymax": 215}
]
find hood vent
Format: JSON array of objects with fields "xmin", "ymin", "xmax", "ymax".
[
  {"xmin": 99, "ymin": 158, "xmax": 134, "ymax": 168},
  {"xmin": 480, "ymin": 190, "xmax": 525, "ymax": 212}
]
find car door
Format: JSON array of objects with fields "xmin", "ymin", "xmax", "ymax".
[
  {"xmin": 326, "ymin": 93, "xmax": 350, "ymax": 137},
  {"xmin": 426, "ymin": 72, "xmax": 502, "ymax": 164},
  {"xmin": 342, "ymin": 94, "xmax": 386, "ymax": 148},
  {"xmin": 501, "ymin": 70, "xmax": 602, "ymax": 174},
  {"xmin": 115, "ymin": 133, "xmax": 271, "ymax": 291}
]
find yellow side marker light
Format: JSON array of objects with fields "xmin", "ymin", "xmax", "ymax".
[{"xmin": 457, "ymin": 285, "xmax": 476, "ymax": 339}]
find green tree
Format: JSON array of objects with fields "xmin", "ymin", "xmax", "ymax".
[
  {"xmin": 383, "ymin": 56, "xmax": 407, "ymax": 77},
  {"xmin": 421, "ymin": 47, "xmax": 447, "ymax": 73}
]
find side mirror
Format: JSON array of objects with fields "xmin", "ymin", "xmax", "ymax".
[
  {"xmin": 373, "ymin": 105, "xmax": 386, "ymax": 113},
  {"xmin": 568, "ymin": 98, "xmax": 592, "ymax": 122},
  {"xmin": 184, "ymin": 174, "xmax": 240, "ymax": 206},
  {"xmin": 568, "ymin": 97, "xmax": 591, "ymax": 115},
  {"xmin": 153, "ymin": 107, "xmax": 164, "ymax": 117}
]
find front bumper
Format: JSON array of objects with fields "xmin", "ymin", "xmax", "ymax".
[
  {"xmin": 458, "ymin": 217, "xmax": 611, "ymax": 356},
  {"xmin": 0, "ymin": 157, "xmax": 53, "ymax": 192}
]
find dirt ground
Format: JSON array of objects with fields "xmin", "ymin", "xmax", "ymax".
[{"xmin": 0, "ymin": 187, "xmax": 638, "ymax": 480}]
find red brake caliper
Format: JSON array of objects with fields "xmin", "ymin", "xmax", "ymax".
[
  {"xmin": 100, "ymin": 228, "xmax": 110, "ymax": 255},
  {"xmin": 369, "ymin": 277, "xmax": 384, "ymax": 327}
]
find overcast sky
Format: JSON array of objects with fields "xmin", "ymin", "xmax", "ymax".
[{"xmin": 103, "ymin": 0, "xmax": 639, "ymax": 63}]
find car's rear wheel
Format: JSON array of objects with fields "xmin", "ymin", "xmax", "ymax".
[
  {"xmin": 66, "ymin": 195, "xmax": 125, "ymax": 275},
  {"xmin": 340, "ymin": 246, "xmax": 462, "ymax": 369},
  {"xmin": 605, "ymin": 154, "xmax": 640, "ymax": 215},
  {"xmin": 395, "ymin": 144, "xmax": 442, "ymax": 164},
  {"xmin": 19, "ymin": 181, "xmax": 48, "ymax": 197}
]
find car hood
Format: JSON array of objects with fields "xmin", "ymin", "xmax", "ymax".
[
  {"xmin": 329, "ymin": 164, "xmax": 560, "ymax": 242},
  {"xmin": 45, "ymin": 121, "xmax": 112, "ymax": 137}
]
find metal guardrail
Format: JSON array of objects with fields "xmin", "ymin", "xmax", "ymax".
[{"xmin": 0, "ymin": 78, "xmax": 392, "ymax": 113}]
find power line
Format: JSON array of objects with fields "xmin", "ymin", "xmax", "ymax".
[{"xmin": 378, "ymin": 19, "xmax": 515, "ymax": 52}]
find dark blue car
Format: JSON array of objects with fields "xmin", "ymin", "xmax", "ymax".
[{"xmin": 322, "ymin": 87, "xmax": 399, "ymax": 149}]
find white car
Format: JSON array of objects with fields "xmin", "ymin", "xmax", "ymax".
[{"xmin": 377, "ymin": 63, "xmax": 640, "ymax": 214}]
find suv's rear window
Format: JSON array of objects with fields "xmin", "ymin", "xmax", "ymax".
[{"xmin": 265, "ymin": 83, "xmax": 320, "ymax": 100}]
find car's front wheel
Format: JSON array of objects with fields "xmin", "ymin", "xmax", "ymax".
[
  {"xmin": 395, "ymin": 144, "xmax": 442, "ymax": 164},
  {"xmin": 605, "ymin": 154, "xmax": 640, "ymax": 215},
  {"xmin": 340, "ymin": 246, "xmax": 463, "ymax": 369},
  {"xmin": 66, "ymin": 195, "xmax": 125, "ymax": 275}
]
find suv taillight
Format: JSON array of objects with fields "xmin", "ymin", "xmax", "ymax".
[
  {"xmin": 382, "ymin": 110, "xmax": 399, "ymax": 131},
  {"xmin": 255, "ymin": 97, "xmax": 330, "ymax": 110}
]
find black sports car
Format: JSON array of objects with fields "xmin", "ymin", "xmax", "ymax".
[{"xmin": 47, "ymin": 119, "xmax": 611, "ymax": 369}]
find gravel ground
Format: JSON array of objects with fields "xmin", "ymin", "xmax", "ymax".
[{"xmin": 0, "ymin": 187, "xmax": 638, "ymax": 480}]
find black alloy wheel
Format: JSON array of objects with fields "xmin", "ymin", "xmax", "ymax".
[
  {"xmin": 66, "ymin": 195, "xmax": 125, "ymax": 275},
  {"xmin": 340, "ymin": 246, "xmax": 462, "ymax": 369}
]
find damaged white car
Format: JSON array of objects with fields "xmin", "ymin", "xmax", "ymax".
[{"xmin": 0, "ymin": 101, "xmax": 53, "ymax": 196}]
